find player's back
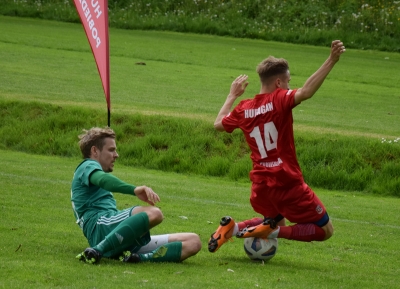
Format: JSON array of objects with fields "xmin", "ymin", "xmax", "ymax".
[{"xmin": 224, "ymin": 88, "xmax": 303, "ymax": 187}]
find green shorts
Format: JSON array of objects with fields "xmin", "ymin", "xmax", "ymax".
[{"xmin": 87, "ymin": 207, "xmax": 151, "ymax": 258}]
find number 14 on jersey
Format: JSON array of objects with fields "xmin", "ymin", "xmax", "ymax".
[{"xmin": 249, "ymin": 122, "xmax": 278, "ymax": 158}]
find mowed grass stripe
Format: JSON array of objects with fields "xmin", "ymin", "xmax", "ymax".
[
  {"xmin": 2, "ymin": 151, "xmax": 400, "ymax": 231},
  {"xmin": 2, "ymin": 149, "xmax": 400, "ymax": 289},
  {"xmin": 0, "ymin": 16, "xmax": 399, "ymax": 138},
  {"xmin": 0, "ymin": 151, "xmax": 400, "ymax": 288}
]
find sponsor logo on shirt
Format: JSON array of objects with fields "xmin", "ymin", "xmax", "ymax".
[{"xmin": 259, "ymin": 158, "xmax": 283, "ymax": 168}]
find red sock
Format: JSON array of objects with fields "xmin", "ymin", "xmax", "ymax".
[
  {"xmin": 278, "ymin": 224, "xmax": 325, "ymax": 242},
  {"xmin": 237, "ymin": 218, "xmax": 263, "ymax": 230}
]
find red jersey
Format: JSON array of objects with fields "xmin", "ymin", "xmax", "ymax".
[{"xmin": 222, "ymin": 88, "xmax": 304, "ymax": 188}]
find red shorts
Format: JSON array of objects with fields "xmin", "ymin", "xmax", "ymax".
[{"xmin": 250, "ymin": 182, "xmax": 326, "ymax": 224}]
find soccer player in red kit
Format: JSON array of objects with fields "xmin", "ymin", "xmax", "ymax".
[{"xmin": 208, "ymin": 40, "xmax": 346, "ymax": 253}]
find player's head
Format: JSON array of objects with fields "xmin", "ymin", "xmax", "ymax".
[
  {"xmin": 256, "ymin": 56, "xmax": 291, "ymax": 89},
  {"xmin": 78, "ymin": 127, "xmax": 116, "ymax": 158},
  {"xmin": 78, "ymin": 127, "xmax": 118, "ymax": 172}
]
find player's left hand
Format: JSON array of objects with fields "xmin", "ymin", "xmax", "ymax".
[{"xmin": 134, "ymin": 186, "xmax": 160, "ymax": 206}]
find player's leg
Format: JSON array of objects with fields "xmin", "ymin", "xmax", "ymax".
[
  {"xmin": 238, "ymin": 218, "xmax": 265, "ymax": 230},
  {"xmin": 101, "ymin": 206, "xmax": 166, "ymax": 256},
  {"xmin": 78, "ymin": 206, "xmax": 160, "ymax": 263},
  {"xmin": 236, "ymin": 215, "xmax": 284, "ymax": 239},
  {"xmin": 273, "ymin": 213, "xmax": 331, "ymax": 242},
  {"xmin": 84, "ymin": 211, "xmax": 150, "ymax": 261},
  {"xmin": 321, "ymin": 219, "xmax": 334, "ymax": 240},
  {"xmin": 121, "ymin": 233, "xmax": 201, "ymax": 263},
  {"xmin": 239, "ymin": 183, "xmax": 333, "ymax": 242},
  {"xmin": 208, "ymin": 216, "xmax": 264, "ymax": 253},
  {"xmin": 77, "ymin": 208, "xmax": 135, "ymax": 263},
  {"xmin": 207, "ymin": 216, "xmax": 235, "ymax": 253},
  {"xmin": 131, "ymin": 205, "xmax": 163, "ymax": 228},
  {"xmin": 134, "ymin": 233, "xmax": 202, "ymax": 260},
  {"xmin": 274, "ymin": 184, "xmax": 333, "ymax": 242},
  {"xmin": 236, "ymin": 182, "xmax": 282, "ymax": 239},
  {"xmin": 167, "ymin": 233, "xmax": 201, "ymax": 260},
  {"xmin": 208, "ymin": 181, "xmax": 275, "ymax": 252},
  {"xmin": 208, "ymin": 182, "xmax": 272, "ymax": 252}
]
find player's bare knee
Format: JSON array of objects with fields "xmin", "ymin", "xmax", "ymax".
[
  {"xmin": 145, "ymin": 207, "xmax": 163, "ymax": 226},
  {"xmin": 182, "ymin": 233, "xmax": 202, "ymax": 257},
  {"xmin": 322, "ymin": 221, "xmax": 334, "ymax": 240},
  {"xmin": 190, "ymin": 233, "xmax": 202, "ymax": 253}
]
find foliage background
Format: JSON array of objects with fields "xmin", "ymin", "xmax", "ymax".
[
  {"xmin": 0, "ymin": 6, "xmax": 399, "ymax": 289},
  {"xmin": 1, "ymin": 0, "xmax": 400, "ymax": 52},
  {"xmin": 0, "ymin": 3, "xmax": 399, "ymax": 196},
  {"xmin": 1, "ymin": 100, "xmax": 399, "ymax": 196}
]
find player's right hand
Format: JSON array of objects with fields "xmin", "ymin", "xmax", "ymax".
[
  {"xmin": 229, "ymin": 74, "xmax": 249, "ymax": 98},
  {"xmin": 134, "ymin": 186, "xmax": 160, "ymax": 206}
]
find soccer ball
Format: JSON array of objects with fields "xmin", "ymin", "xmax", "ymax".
[{"xmin": 243, "ymin": 237, "xmax": 278, "ymax": 261}]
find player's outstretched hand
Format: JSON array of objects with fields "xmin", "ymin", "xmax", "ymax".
[
  {"xmin": 134, "ymin": 186, "xmax": 160, "ymax": 206},
  {"xmin": 330, "ymin": 40, "xmax": 346, "ymax": 63},
  {"xmin": 229, "ymin": 74, "xmax": 249, "ymax": 99}
]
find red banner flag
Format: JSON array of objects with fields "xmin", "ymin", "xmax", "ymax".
[{"xmin": 73, "ymin": 0, "xmax": 111, "ymax": 126}]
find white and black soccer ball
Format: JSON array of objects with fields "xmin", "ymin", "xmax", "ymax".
[{"xmin": 243, "ymin": 237, "xmax": 278, "ymax": 261}]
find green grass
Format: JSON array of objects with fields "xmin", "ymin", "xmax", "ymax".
[
  {"xmin": 1, "ymin": 100, "xmax": 399, "ymax": 195},
  {"xmin": 1, "ymin": 16, "xmax": 399, "ymax": 137},
  {"xmin": 1, "ymin": 0, "xmax": 400, "ymax": 52},
  {"xmin": 1, "ymin": 16, "xmax": 400, "ymax": 288},
  {"xmin": 1, "ymin": 150, "xmax": 400, "ymax": 289},
  {"xmin": 0, "ymin": 16, "xmax": 399, "ymax": 195}
]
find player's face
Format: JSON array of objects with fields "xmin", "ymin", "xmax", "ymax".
[{"xmin": 96, "ymin": 137, "xmax": 119, "ymax": 172}]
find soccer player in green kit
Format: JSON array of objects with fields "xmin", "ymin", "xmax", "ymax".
[{"xmin": 71, "ymin": 127, "xmax": 201, "ymax": 264}]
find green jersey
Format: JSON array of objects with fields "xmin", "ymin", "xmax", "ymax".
[
  {"xmin": 71, "ymin": 159, "xmax": 135, "ymax": 237},
  {"xmin": 71, "ymin": 159, "xmax": 118, "ymax": 231}
]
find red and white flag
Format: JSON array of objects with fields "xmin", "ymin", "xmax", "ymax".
[{"xmin": 73, "ymin": 0, "xmax": 111, "ymax": 126}]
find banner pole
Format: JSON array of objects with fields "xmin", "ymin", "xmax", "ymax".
[
  {"xmin": 108, "ymin": 108, "xmax": 110, "ymax": 127},
  {"xmin": 73, "ymin": 0, "xmax": 110, "ymax": 127}
]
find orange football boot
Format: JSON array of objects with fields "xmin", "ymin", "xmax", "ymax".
[
  {"xmin": 208, "ymin": 216, "xmax": 235, "ymax": 253},
  {"xmin": 236, "ymin": 218, "xmax": 277, "ymax": 239}
]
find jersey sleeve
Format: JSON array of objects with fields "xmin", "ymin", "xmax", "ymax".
[
  {"xmin": 278, "ymin": 89, "xmax": 297, "ymax": 111},
  {"xmin": 77, "ymin": 160, "xmax": 102, "ymax": 187},
  {"xmin": 90, "ymin": 170, "xmax": 136, "ymax": 195},
  {"xmin": 284, "ymin": 89, "xmax": 297, "ymax": 109},
  {"xmin": 221, "ymin": 104, "xmax": 242, "ymax": 133}
]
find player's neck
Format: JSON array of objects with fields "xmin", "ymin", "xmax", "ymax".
[{"xmin": 259, "ymin": 85, "xmax": 278, "ymax": 94}]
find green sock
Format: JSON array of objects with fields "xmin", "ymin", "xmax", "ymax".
[
  {"xmin": 139, "ymin": 242, "xmax": 182, "ymax": 263},
  {"xmin": 93, "ymin": 211, "xmax": 150, "ymax": 256}
]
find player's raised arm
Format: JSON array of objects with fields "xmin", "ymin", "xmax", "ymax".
[
  {"xmin": 294, "ymin": 40, "xmax": 345, "ymax": 105},
  {"xmin": 214, "ymin": 74, "xmax": 249, "ymax": 131}
]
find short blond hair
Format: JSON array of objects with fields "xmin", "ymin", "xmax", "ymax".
[
  {"xmin": 256, "ymin": 56, "xmax": 289, "ymax": 85},
  {"xmin": 78, "ymin": 127, "xmax": 116, "ymax": 158}
]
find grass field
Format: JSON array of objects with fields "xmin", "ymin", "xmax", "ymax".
[
  {"xmin": 0, "ymin": 16, "xmax": 400, "ymax": 288},
  {"xmin": 1, "ymin": 16, "xmax": 399, "ymax": 137},
  {"xmin": 1, "ymin": 150, "xmax": 400, "ymax": 289},
  {"xmin": 2, "ymin": 0, "xmax": 400, "ymax": 52}
]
